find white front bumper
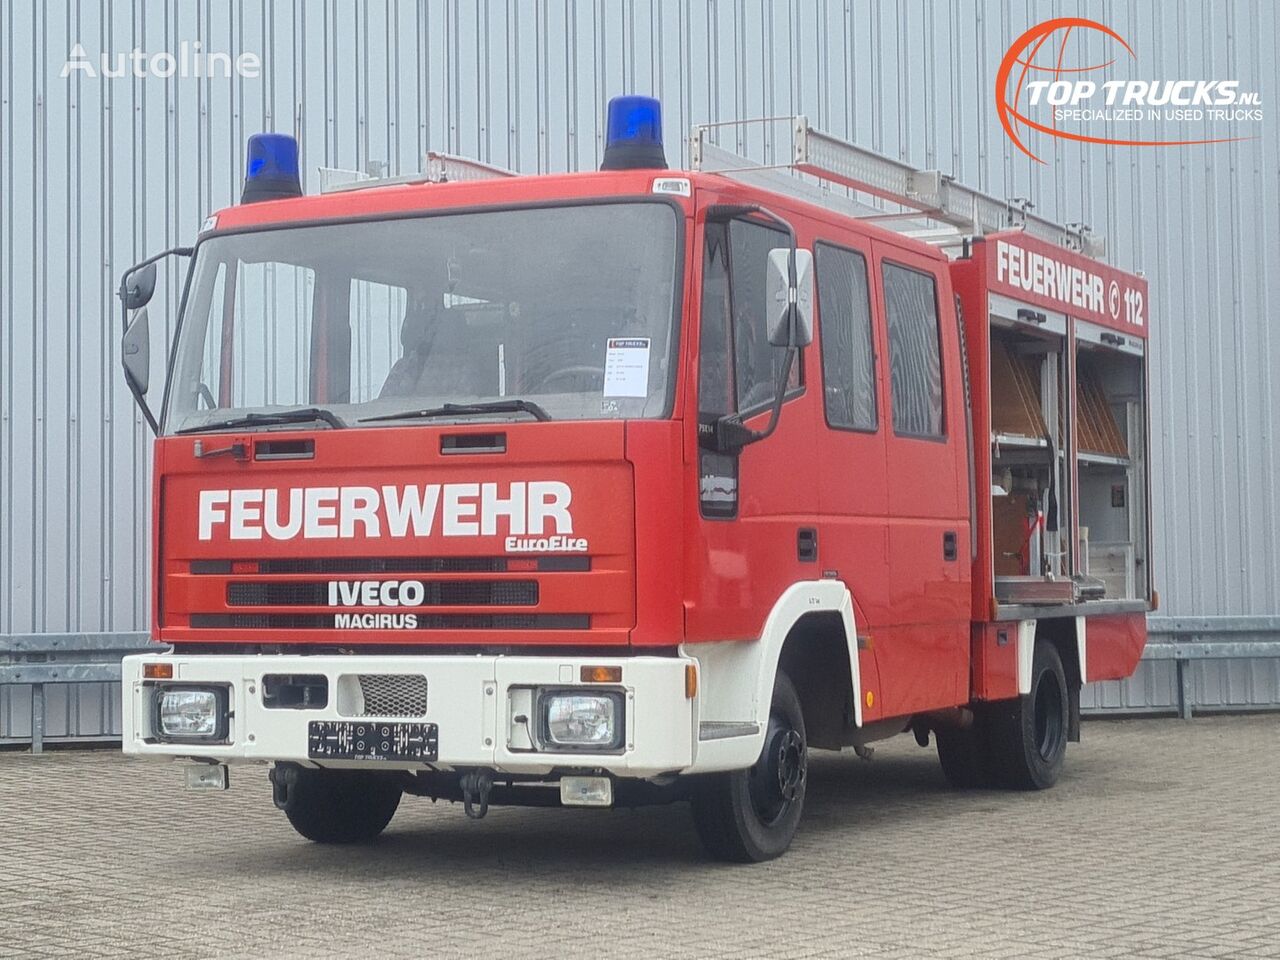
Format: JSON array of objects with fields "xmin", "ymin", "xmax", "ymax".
[{"xmin": 123, "ymin": 652, "xmax": 697, "ymax": 779}]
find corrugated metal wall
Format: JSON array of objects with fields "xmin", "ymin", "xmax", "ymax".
[{"xmin": 2, "ymin": 1, "xmax": 1278, "ymax": 730}]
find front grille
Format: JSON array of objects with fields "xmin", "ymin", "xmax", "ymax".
[
  {"xmin": 257, "ymin": 556, "xmax": 508, "ymax": 574},
  {"xmin": 227, "ymin": 580, "xmax": 538, "ymax": 607},
  {"xmin": 193, "ymin": 556, "xmax": 591, "ymax": 574},
  {"xmin": 190, "ymin": 613, "xmax": 590, "ymax": 630},
  {"xmin": 357, "ymin": 674, "xmax": 428, "ymax": 717},
  {"xmin": 229, "ymin": 582, "xmax": 327, "ymax": 606}
]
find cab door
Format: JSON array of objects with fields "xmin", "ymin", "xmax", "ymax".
[
  {"xmin": 812, "ymin": 238, "xmax": 890, "ymax": 720},
  {"xmin": 870, "ymin": 241, "xmax": 970, "ymax": 714},
  {"xmin": 684, "ymin": 213, "xmax": 820, "ymax": 642}
]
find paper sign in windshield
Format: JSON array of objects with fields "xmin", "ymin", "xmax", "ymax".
[{"xmin": 603, "ymin": 337, "xmax": 651, "ymax": 397}]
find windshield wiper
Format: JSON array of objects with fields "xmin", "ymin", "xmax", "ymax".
[
  {"xmin": 360, "ymin": 399, "xmax": 552, "ymax": 424},
  {"xmin": 174, "ymin": 407, "xmax": 347, "ymax": 434}
]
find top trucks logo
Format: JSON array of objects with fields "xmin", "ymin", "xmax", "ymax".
[
  {"xmin": 996, "ymin": 18, "xmax": 1262, "ymax": 163},
  {"xmin": 197, "ymin": 481, "xmax": 588, "ymax": 553}
]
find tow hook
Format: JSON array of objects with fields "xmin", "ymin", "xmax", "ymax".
[
  {"xmin": 269, "ymin": 763, "xmax": 299, "ymax": 810},
  {"xmin": 458, "ymin": 768, "xmax": 494, "ymax": 820}
]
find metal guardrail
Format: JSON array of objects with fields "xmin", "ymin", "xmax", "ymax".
[
  {"xmin": 0, "ymin": 632, "xmax": 159, "ymax": 753},
  {"xmin": 1142, "ymin": 617, "xmax": 1280, "ymax": 720}
]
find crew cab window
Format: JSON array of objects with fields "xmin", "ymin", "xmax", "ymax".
[
  {"xmin": 882, "ymin": 261, "xmax": 945, "ymax": 438},
  {"xmin": 728, "ymin": 219, "xmax": 802, "ymax": 412},
  {"xmin": 816, "ymin": 243, "xmax": 877, "ymax": 430}
]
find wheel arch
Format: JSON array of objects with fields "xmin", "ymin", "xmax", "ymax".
[
  {"xmin": 684, "ymin": 580, "xmax": 862, "ymax": 773},
  {"xmin": 778, "ymin": 612, "xmax": 858, "ymax": 749},
  {"xmin": 758, "ymin": 581, "xmax": 863, "ymax": 734}
]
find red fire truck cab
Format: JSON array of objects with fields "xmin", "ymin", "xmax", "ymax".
[{"xmin": 119, "ymin": 98, "xmax": 1150, "ymax": 861}]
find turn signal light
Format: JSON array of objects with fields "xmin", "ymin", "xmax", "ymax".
[
  {"xmin": 580, "ymin": 665, "xmax": 622, "ymax": 684},
  {"xmin": 685, "ymin": 664, "xmax": 698, "ymax": 699},
  {"xmin": 143, "ymin": 662, "xmax": 174, "ymax": 679}
]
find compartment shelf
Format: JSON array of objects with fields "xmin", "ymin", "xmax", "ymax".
[{"xmin": 1078, "ymin": 451, "xmax": 1130, "ymax": 468}]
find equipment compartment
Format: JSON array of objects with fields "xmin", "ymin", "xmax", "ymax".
[
  {"xmin": 1074, "ymin": 324, "xmax": 1149, "ymax": 602},
  {"xmin": 988, "ymin": 311, "xmax": 1072, "ymax": 602}
]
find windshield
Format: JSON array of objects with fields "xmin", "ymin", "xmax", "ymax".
[{"xmin": 165, "ymin": 202, "xmax": 681, "ymax": 434}]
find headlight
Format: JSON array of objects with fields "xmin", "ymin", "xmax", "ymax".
[
  {"xmin": 541, "ymin": 691, "xmax": 623, "ymax": 751},
  {"xmin": 155, "ymin": 686, "xmax": 228, "ymax": 741}
]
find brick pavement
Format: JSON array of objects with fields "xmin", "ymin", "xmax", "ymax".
[{"xmin": 1, "ymin": 716, "xmax": 1277, "ymax": 959}]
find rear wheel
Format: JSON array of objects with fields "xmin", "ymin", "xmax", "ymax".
[
  {"xmin": 985, "ymin": 641, "xmax": 1070, "ymax": 790},
  {"xmin": 274, "ymin": 766, "xmax": 402, "ymax": 843},
  {"xmin": 691, "ymin": 672, "xmax": 807, "ymax": 863}
]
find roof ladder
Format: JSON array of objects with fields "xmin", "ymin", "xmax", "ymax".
[{"xmin": 690, "ymin": 116, "xmax": 1104, "ymax": 258}]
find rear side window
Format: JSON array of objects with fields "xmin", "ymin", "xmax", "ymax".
[
  {"xmin": 882, "ymin": 262, "xmax": 944, "ymax": 438},
  {"xmin": 816, "ymin": 243, "xmax": 877, "ymax": 431}
]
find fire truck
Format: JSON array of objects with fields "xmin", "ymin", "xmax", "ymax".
[{"xmin": 118, "ymin": 97, "xmax": 1151, "ymax": 861}]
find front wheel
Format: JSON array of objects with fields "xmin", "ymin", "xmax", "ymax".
[
  {"xmin": 272, "ymin": 766, "xmax": 402, "ymax": 843},
  {"xmin": 691, "ymin": 671, "xmax": 807, "ymax": 863}
]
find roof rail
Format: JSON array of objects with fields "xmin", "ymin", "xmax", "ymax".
[
  {"xmin": 690, "ymin": 116, "xmax": 1104, "ymax": 259},
  {"xmin": 318, "ymin": 151, "xmax": 517, "ymax": 194}
]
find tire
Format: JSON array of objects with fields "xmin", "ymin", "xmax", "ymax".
[
  {"xmin": 986, "ymin": 640, "xmax": 1070, "ymax": 790},
  {"xmin": 277, "ymin": 767, "xmax": 402, "ymax": 843},
  {"xmin": 935, "ymin": 717, "xmax": 995, "ymax": 789},
  {"xmin": 691, "ymin": 672, "xmax": 807, "ymax": 863}
]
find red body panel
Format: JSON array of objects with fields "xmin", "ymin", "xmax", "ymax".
[
  {"xmin": 1085, "ymin": 613, "xmax": 1147, "ymax": 683},
  {"xmin": 156, "ymin": 422, "xmax": 637, "ymax": 647},
  {"xmin": 970, "ymin": 622, "xmax": 1019, "ymax": 702},
  {"xmin": 983, "ymin": 231, "xmax": 1149, "ymax": 340}
]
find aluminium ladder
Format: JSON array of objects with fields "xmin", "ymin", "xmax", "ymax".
[{"xmin": 689, "ymin": 116, "xmax": 1104, "ymax": 258}]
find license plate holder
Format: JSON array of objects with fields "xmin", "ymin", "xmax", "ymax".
[{"xmin": 307, "ymin": 720, "xmax": 438, "ymax": 762}]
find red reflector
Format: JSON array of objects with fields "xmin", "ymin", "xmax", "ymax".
[
  {"xmin": 143, "ymin": 662, "xmax": 174, "ymax": 679},
  {"xmin": 231, "ymin": 561, "xmax": 256, "ymax": 573},
  {"xmin": 506, "ymin": 558, "xmax": 538, "ymax": 572}
]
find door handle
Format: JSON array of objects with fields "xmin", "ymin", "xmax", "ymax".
[
  {"xmin": 943, "ymin": 530, "xmax": 958, "ymax": 562},
  {"xmin": 797, "ymin": 527, "xmax": 818, "ymax": 563}
]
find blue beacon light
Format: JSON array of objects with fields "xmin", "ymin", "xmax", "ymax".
[
  {"xmin": 599, "ymin": 95, "xmax": 668, "ymax": 171},
  {"xmin": 241, "ymin": 133, "xmax": 303, "ymax": 204}
]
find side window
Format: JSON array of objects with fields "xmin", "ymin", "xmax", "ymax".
[
  {"xmin": 697, "ymin": 226, "xmax": 734, "ymax": 420},
  {"xmin": 728, "ymin": 219, "xmax": 801, "ymax": 412},
  {"xmin": 882, "ymin": 261, "xmax": 944, "ymax": 438},
  {"xmin": 697, "ymin": 224, "xmax": 738, "ymax": 519},
  {"xmin": 816, "ymin": 243, "xmax": 877, "ymax": 431}
]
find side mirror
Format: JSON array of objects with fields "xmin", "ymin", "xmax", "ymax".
[
  {"xmin": 765, "ymin": 247, "xmax": 814, "ymax": 348},
  {"xmin": 122, "ymin": 307, "xmax": 151, "ymax": 396},
  {"xmin": 121, "ymin": 261, "xmax": 157, "ymax": 311},
  {"xmin": 116, "ymin": 245, "xmax": 193, "ymax": 434}
]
